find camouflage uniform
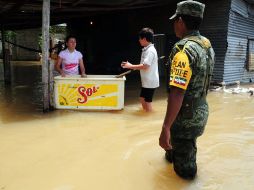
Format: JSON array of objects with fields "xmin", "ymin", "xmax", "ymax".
[{"xmin": 167, "ymin": 0, "xmax": 215, "ymax": 179}]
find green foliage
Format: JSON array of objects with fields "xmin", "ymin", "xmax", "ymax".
[
  {"xmin": 38, "ymin": 25, "xmax": 66, "ymax": 49},
  {"xmin": 38, "ymin": 35, "xmax": 43, "ymax": 50},
  {"xmin": 2, "ymin": 30, "xmax": 16, "ymax": 41},
  {"xmin": 49, "ymin": 25, "xmax": 66, "ymax": 34}
]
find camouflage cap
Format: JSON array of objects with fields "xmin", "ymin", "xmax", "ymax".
[{"xmin": 169, "ymin": 0, "xmax": 205, "ymax": 20}]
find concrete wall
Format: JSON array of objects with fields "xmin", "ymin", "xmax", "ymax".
[
  {"xmin": 13, "ymin": 28, "xmax": 41, "ymax": 61},
  {"xmin": 0, "ymin": 59, "xmax": 3, "ymax": 81}
]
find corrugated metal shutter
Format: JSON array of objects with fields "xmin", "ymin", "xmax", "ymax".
[
  {"xmin": 200, "ymin": 0, "xmax": 231, "ymax": 83},
  {"xmin": 231, "ymin": 0, "xmax": 248, "ymax": 17},
  {"xmin": 225, "ymin": 0, "xmax": 254, "ymax": 83},
  {"xmin": 248, "ymin": 40, "xmax": 254, "ymax": 71},
  {"xmin": 224, "ymin": 35, "xmax": 247, "ymax": 82}
]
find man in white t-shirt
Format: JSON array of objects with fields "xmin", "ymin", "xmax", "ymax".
[
  {"xmin": 121, "ymin": 27, "xmax": 160, "ymax": 112},
  {"xmin": 55, "ymin": 35, "xmax": 86, "ymax": 77}
]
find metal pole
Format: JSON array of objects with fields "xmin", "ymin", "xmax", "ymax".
[{"xmin": 42, "ymin": 0, "xmax": 50, "ymax": 112}]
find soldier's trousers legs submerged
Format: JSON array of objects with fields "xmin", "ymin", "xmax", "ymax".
[{"xmin": 171, "ymin": 137, "xmax": 197, "ymax": 180}]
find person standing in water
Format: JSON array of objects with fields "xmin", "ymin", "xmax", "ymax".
[
  {"xmin": 159, "ymin": 0, "xmax": 215, "ymax": 179},
  {"xmin": 121, "ymin": 27, "xmax": 159, "ymax": 112},
  {"xmin": 55, "ymin": 35, "xmax": 86, "ymax": 77}
]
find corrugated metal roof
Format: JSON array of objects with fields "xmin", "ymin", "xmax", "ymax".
[{"xmin": 0, "ymin": 0, "xmax": 172, "ymax": 29}]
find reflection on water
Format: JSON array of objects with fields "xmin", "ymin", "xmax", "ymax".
[
  {"xmin": 0, "ymin": 61, "xmax": 42, "ymax": 123},
  {"xmin": 0, "ymin": 62, "xmax": 254, "ymax": 190}
]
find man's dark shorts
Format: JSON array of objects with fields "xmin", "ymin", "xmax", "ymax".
[{"xmin": 140, "ymin": 87, "xmax": 155, "ymax": 102}]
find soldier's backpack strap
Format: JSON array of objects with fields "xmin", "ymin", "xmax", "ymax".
[{"xmin": 184, "ymin": 36, "xmax": 213, "ymax": 96}]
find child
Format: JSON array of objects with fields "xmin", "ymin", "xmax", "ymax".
[{"xmin": 121, "ymin": 27, "xmax": 159, "ymax": 112}]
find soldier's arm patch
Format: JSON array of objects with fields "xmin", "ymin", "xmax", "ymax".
[{"xmin": 169, "ymin": 51, "xmax": 192, "ymax": 90}]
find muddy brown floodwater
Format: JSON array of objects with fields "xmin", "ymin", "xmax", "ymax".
[{"xmin": 0, "ymin": 61, "xmax": 254, "ymax": 190}]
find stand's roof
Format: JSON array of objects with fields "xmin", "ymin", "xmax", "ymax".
[{"xmin": 0, "ymin": 0, "xmax": 172, "ymax": 30}]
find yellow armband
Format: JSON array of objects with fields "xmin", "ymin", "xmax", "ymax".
[{"xmin": 169, "ymin": 50, "xmax": 192, "ymax": 90}]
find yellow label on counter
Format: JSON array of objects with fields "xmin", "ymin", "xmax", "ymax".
[{"xmin": 57, "ymin": 83, "xmax": 118, "ymax": 107}]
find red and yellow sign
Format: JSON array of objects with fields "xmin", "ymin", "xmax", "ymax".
[
  {"xmin": 54, "ymin": 75, "xmax": 126, "ymax": 110},
  {"xmin": 57, "ymin": 83, "xmax": 118, "ymax": 107}
]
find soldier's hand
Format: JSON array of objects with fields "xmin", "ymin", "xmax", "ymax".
[{"xmin": 159, "ymin": 125, "xmax": 172, "ymax": 150}]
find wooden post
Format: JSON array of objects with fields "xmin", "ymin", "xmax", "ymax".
[
  {"xmin": 42, "ymin": 0, "xmax": 50, "ymax": 112},
  {"xmin": 1, "ymin": 27, "xmax": 11, "ymax": 84},
  {"xmin": 49, "ymin": 60, "xmax": 55, "ymax": 109}
]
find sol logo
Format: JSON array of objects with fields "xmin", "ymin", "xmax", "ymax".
[{"xmin": 77, "ymin": 86, "xmax": 99, "ymax": 104}]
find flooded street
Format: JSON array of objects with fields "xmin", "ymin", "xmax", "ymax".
[{"xmin": 0, "ymin": 62, "xmax": 254, "ymax": 190}]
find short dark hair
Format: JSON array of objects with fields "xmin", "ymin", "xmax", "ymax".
[
  {"xmin": 65, "ymin": 35, "xmax": 76, "ymax": 43},
  {"xmin": 175, "ymin": 14, "xmax": 202, "ymax": 30},
  {"xmin": 138, "ymin": 27, "xmax": 154, "ymax": 43}
]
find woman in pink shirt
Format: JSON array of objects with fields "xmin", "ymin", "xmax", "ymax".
[{"xmin": 55, "ymin": 35, "xmax": 86, "ymax": 77}]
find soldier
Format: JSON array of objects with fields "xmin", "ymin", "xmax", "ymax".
[{"xmin": 159, "ymin": 0, "xmax": 215, "ymax": 179}]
